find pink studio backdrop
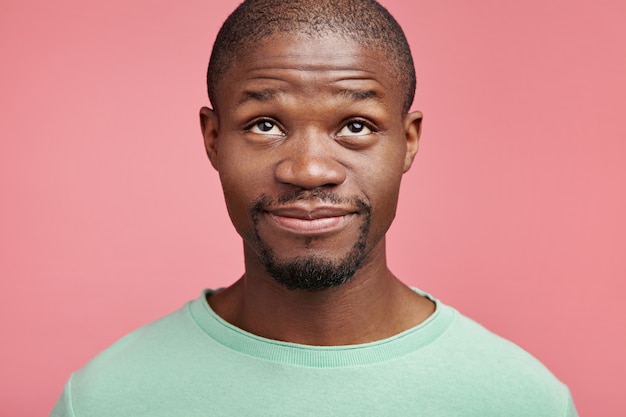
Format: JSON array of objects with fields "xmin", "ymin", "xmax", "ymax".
[{"xmin": 1, "ymin": 0, "xmax": 624, "ymax": 415}]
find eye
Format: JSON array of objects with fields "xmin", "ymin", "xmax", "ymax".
[
  {"xmin": 247, "ymin": 119, "xmax": 284, "ymax": 135},
  {"xmin": 337, "ymin": 120, "xmax": 373, "ymax": 137}
]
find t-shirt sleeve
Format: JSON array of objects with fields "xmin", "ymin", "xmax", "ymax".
[{"xmin": 50, "ymin": 375, "xmax": 76, "ymax": 417}]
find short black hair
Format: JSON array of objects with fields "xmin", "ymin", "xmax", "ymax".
[{"xmin": 207, "ymin": 0, "xmax": 416, "ymax": 114}]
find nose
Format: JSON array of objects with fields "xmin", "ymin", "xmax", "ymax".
[{"xmin": 274, "ymin": 132, "xmax": 346, "ymax": 189}]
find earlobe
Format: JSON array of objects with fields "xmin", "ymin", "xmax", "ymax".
[
  {"xmin": 402, "ymin": 111, "xmax": 422, "ymax": 173},
  {"xmin": 200, "ymin": 107, "xmax": 220, "ymax": 171}
]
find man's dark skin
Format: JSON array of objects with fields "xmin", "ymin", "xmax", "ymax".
[{"xmin": 200, "ymin": 33, "xmax": 435, "ymax": 346}]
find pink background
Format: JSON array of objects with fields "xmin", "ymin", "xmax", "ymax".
[{"xmin": 1, "ymin": 0, "xmax": 625, "ymax": 415}]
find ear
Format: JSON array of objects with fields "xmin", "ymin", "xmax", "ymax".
[
  {"xmin": 402, "ymin": 111, "xmax": 422, "ymax": 173},
  {"xmin": 199, "ymin": 106, "xmax": 220, "ymax": 171}
]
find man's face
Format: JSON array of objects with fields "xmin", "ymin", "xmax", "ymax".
[{"xmin": 201, "ymin": 34, "xmax": 421, "ymax": 290}]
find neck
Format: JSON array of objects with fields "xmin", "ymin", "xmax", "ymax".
[{"xmin": 208, "ymin": 241, "xmax": 435, "ymax": 345}]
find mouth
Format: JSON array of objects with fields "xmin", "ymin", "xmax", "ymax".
[{"xmin": 265, "ymin": 205, "xmax": 357, "ymax": 234}]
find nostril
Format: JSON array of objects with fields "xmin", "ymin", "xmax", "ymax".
[{"xmin": 274, "ymin": 153, "xmax": 346, "ymax": 190}]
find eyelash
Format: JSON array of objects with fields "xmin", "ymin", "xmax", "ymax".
[
  {"xmin": 339, "ymin": 119, "xmax": 377, "ymax": 135},
  {"xmin": 244, "ymin": 118, "xmax": 284, "ymax": 134},
  {"xmin": 244, "ymin": 118, "xmax": 378, "ymax": 136}
]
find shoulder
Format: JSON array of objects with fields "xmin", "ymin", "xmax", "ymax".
[
  {"xmin": 83, "ymin": 301, "xmax": 196, "ymax": 366},
  {"xmin": 443, "ymin": 308, "xmax": 556, "ymax": 374},
  {"xmin": 55, "ymin": 295, "xmax": 235, "ymax": 416},
  {"xmin": 65, "ymin": 299, "xmax": 216, "ymax": 408},
  {"xmin": 419, "ymin": 303, "xmax": 574, "ymax": 415}
]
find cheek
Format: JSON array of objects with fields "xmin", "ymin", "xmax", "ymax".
[
  {"xmin": 218, "ymin": 167, "xmax": 255, "ymax": 237},
  {"xmin": 371, "ymin": 178, "xmax": 402, "ymax": 220},
  {"xmin": 356, "ymin": 146, "xmax": 405, "ymax": 231},
  {"xmin": 358, "ymin": 140, "xmax": 405, "ymax": 188},
  {"xmin": 217, "ymin": 152, "xmax": 276, "ymax": 238}
]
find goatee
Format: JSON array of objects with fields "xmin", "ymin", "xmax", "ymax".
[{"xmin": 250, "ymin": 190, "xmax": 371, "ymax": 291}]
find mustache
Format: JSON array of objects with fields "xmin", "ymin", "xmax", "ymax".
[{"xmin": 250, "ymin": 189, "xmax": 371, "ymax": 221}]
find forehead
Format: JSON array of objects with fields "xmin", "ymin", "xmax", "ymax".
[{"xmin": 214, "ymin": 33, "xmax": 403, "ymax": 112}]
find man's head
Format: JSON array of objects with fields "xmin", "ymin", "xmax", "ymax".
[
  {"xmin": 207, "ymin": 0, "xmax": 416, "ymax": 116},
  {"xmin": 201, "ymin": 0, "xmax": 422, "ymax": 291}
]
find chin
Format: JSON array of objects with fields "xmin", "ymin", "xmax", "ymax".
[
  {"xmin": 263, "ymin": 253, "xmax": 364, "ymax": 291},
  {"xmin": 257, "ymin": 227, "xmax": 369, "ymax": 291}
]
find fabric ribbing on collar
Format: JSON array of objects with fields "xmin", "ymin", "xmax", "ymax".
[{"xmin": 188, "ymin": 288, "xmax": 455, "ymax": 368}]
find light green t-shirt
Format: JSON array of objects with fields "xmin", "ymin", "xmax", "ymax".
[{"xmin": 51, "ymin": 290, "xmax": 577, "ymax": 416}]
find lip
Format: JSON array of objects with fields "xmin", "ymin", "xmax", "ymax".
[{"xmin": 264, "ymin": 205, "xmax": 357, "ymax": 234}]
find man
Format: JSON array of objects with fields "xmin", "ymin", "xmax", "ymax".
[{"xmin": 52, "ymin": 0, "xmax": 577, "ymax": 415}]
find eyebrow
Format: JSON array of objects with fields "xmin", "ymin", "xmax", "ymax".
[
  {"xmin": 238, "ymin": 89, "xmax": 281, "ymax": 105},
  {"xmin": 337, "ymin": 88, "xmax": 381, "ymax": 102},
  {"xmin": 237, "ymin": 88, "xmax": 382, "ymax": 106}
]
